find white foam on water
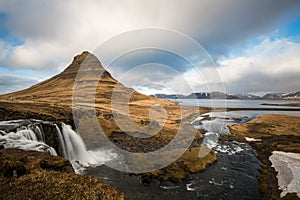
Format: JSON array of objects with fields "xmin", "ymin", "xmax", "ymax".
[
  {"xmin": 202, "ymin": 132, "xmax": 219, "ymax": 149},
  {"xmin": 160, "ymin": 185, "xmax": 180, "ymax": 190},
  {"xmin": 0, "ymin": 120, "xmax": 118, "ymax": 174},
  {"xmin": 0, "ymin": 130, "xmax": 57, "ymax": 155},
  {"xmin": 59, "ymin": 123, "xmax": 118, "ymax": 172},
  {"xmin": 208, "ymin": 178, "xmax": 224, "ymax": 186},
  {"xmin": 186, "ymin": 183, "xmax": 196, "ymax": 191}
]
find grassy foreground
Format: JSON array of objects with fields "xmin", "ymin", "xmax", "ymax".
[{"xmin": 0, "ymin": 148, "xmax": 127, "ymax": 200}]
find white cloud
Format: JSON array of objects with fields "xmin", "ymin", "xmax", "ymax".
[
  {"xmin": 216, "ymin": 38, "xmax": 300, "ymax": 93},
  {"xmin": 134, "ymin": 38, "xmax": 300, "ymax": 95},
  {"xmin": 0, "ymin": 73, "xmax": 39, "ymax": 94},
  {"xmin": 0, "ymin": 0, "xmax": 300, "ymax": 94},
  {"xmin": 0, "ymin": 0, "xmax": 299, "ymax": 69}
]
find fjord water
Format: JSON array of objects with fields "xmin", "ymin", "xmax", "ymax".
[{"xmin": 177, "ymin": 99, "xmax": 300, "ymax": 109}]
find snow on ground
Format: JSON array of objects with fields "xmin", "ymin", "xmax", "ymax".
[
  {"xmin": 245, "ymin": 137, "xmax": 262, "ymax": 142},
  {"xmin": 269, "ymin": 151, "xmax": 300, "ymax": 198}
]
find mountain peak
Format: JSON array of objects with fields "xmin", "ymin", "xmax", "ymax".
[
  {"xmin": 0, "ymin": 51, "xmax": 117, "ymax": 101},
  {"xmin": 61, "ymin": 51, "xmax": 112, "ymax": 79},
  {"xmin": 73, "ymin": 51, "xmax": 94, "ymax": 63},
  {"xmin": 68, "ymin": 51, "xmax": 102, "ymax": 68}
]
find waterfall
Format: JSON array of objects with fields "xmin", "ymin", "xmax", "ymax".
[
  {"xmin": 0, "ymin": 130, "xmax": 5, "ymax": 136},
  {"xmin": 32, "ymin": 125, "xmax": 45, "ymax": 142},
  {"xmin": 0, "ymin": 119, "xmax": 117, "ymax": 172},
  {"xmin": 55, "ymin": 124, "xmax": 67, "ymax": 158},
  {"xmin": 60, "ymin": 123, "xmax": 96, "ymax": 166},
  {"xmin": 0, "ymin": 128, "xmax": 57, "ymax": 156},
  {"xmin": 16, "ymin": 129, "xmax": 38, "ymax": 141}
]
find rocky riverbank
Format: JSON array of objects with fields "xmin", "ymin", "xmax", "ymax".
[{"xmin": 221, "ymin": 114, "xmax": 300, "ymax": 199}]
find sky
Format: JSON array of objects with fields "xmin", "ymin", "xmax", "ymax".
[{"xmin": 0, "ymin": 0, "xmax": 300, "ymax": 96}]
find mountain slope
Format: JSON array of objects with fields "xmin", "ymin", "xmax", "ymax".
[
  {"xmin": 0, "ymin": 51, "xmax": 215, "ymax": 182},
  {"xmin": 0, "ymin": 51, "xmax": 203, "ymax": 136},
  {"xmin": 0, "ymin": 51, "xmax": 153, "ymax": 106}
]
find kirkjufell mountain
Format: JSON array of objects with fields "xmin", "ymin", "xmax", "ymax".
[
  {"xmin": 0, "ymin": 51, "xmax": 154, "ymax": 105},
  {"xmin": 0, "ymin": 51, "xmax": 215, "ymax": 182},
  {"xmin": 0, "ymin": 51, "xmax": 204, "ymax": 145}
]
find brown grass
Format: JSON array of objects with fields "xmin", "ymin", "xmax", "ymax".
[{"xmin": 0, "ymin": 149, "xmax": 127, "ymax": 200}]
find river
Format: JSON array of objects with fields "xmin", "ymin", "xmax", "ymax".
[{"xmin": 83, "ymin": 100, "xmax": 300, "ymax": 200}]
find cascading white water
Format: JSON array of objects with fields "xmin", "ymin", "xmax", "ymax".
[
  {"xmin": 0, "ymin": 119, "xmax": 117, "ymax": 173},
  {"xmin": 58, "ymin": 123, "xmax": 119, "ymax": 172},
  {"xmin": 32, "ymin": 125, "xmax": 45, "ymax": 142},
  {"xmin": 60, "ymin": 123, "xmax": 97, "ymax": 166},
  {"xmin": 0, "ymin": 130, "xmax": 5, "ymax": 136},
  {"xmin": 55, "ymin": 124, "xmax": 67, "ymax": 158},
  {"xmin": 16, "ymin": 128, "xmax": 38, "ymax": 141},
  {"xmin": 0, "ymin": 128, "xmax": 57, "ymax": 156}
]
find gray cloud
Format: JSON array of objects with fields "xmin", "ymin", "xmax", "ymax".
[
  {"xmin": 0, "ymin": 74, "xmax": 38, "ymax": 94},
  {"xmin": 106, "ymin": 49, "xmax": 192, "ymax": 79},
  {"xmin": 1, "ymin": 0, "xmax": 300, "ymax": 65},
  {"xmin": 0, "ymin": 0, "xmax": 300, "ymax": 94},
  {"xmin": 225, "ymin": 72, "xmax": 300, "ymax": 94}
]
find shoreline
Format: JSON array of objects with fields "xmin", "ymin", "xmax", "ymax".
[
  {"xmin": 221, "ymin": 114, "xmax": 300, "ymax": 199},
  {"xmin": 206, "ymin": 106, "xmax": 300, "ymax": 112},
  {"xmin": 261, "ymin": 103, "xmax": 300, "ymax": 107}
]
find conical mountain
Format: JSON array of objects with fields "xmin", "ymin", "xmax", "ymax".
[
  {"xmin": 0, "ymin": 52, "xmax": 203, "ymax": 136},
  {"xmin": 0, "ymin": 52, "xmax": 215, "ymax": 181},
  {"xmin": 0, "ymin": 51, "xmax": 153, "ymax": 107},
  {"xmin": 0, "ymin": 52, "xmax": 216, "ymax": 183}
]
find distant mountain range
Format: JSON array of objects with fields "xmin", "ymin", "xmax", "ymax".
[
  {"xmin": 261, "ymin": 91, "xmax": 300, "ymax": 100},
  {"xmin": 152, "ymin": 91, "xmax": 300, "ymax": 100}
]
